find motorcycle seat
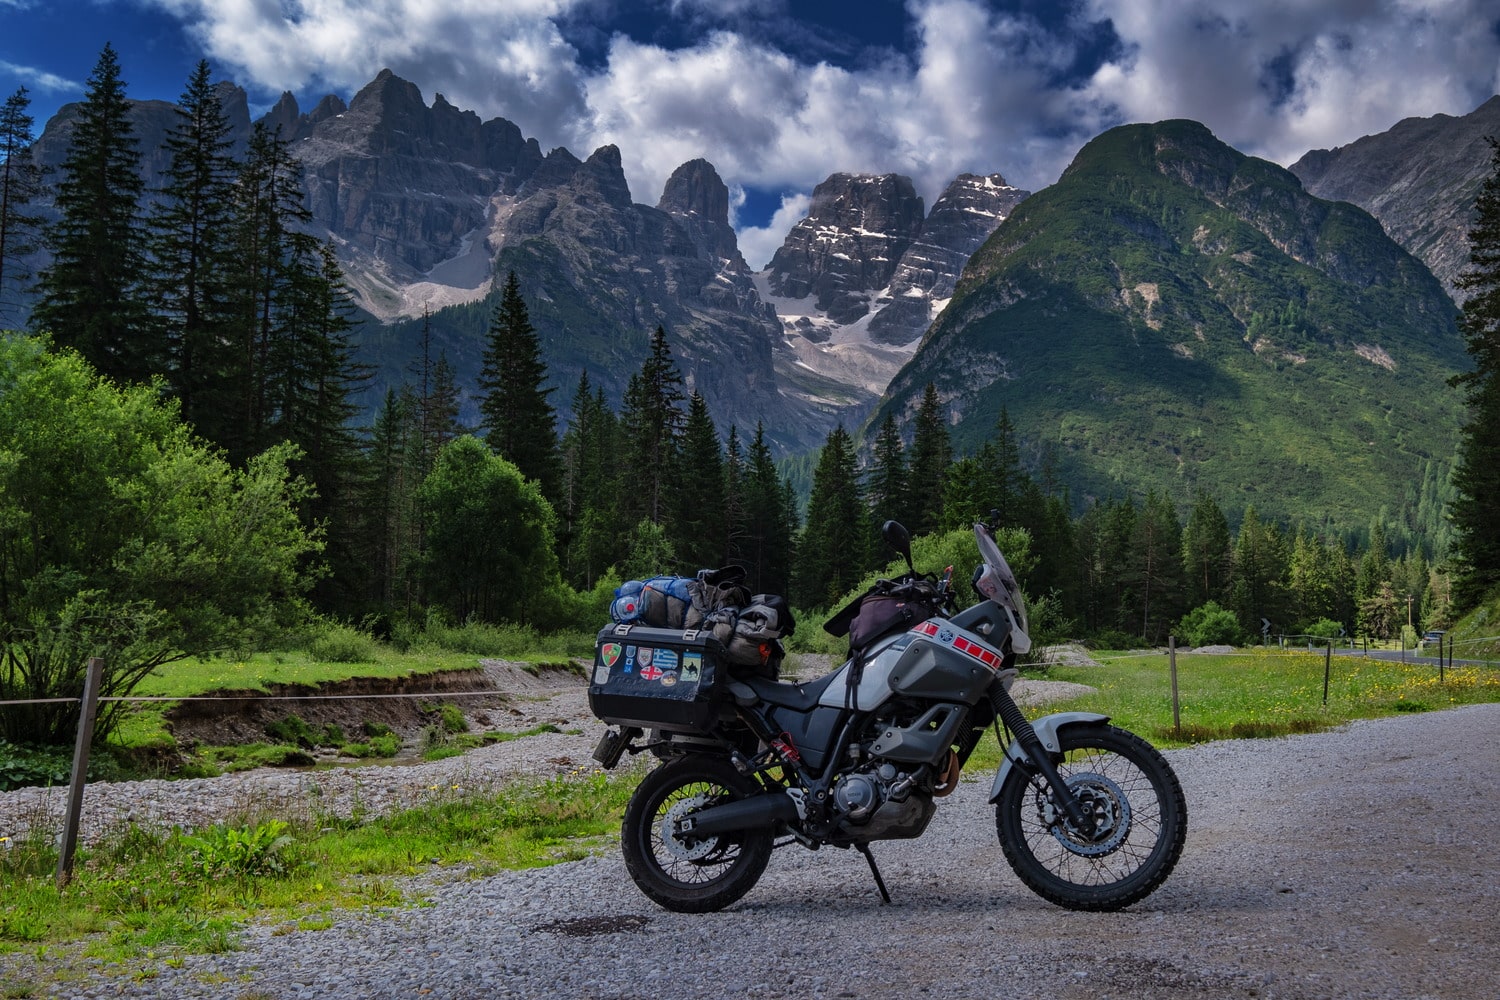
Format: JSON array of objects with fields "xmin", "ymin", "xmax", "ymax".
[{"xmin": 737, "ymin": 671, "xmax": 840, "ymax": 712}]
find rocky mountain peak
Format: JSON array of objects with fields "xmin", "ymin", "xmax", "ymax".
[
  {"xmin": 764, "ymin": 173, "xmax": 925, "ymax": 321},
  {"xmin": 658, "ymin": 159, "xmax": 743, "ymax": 266},
  {"xmin": 263, "ymin": 91, "xmax": 300, "ymax": 138},
  {"xmin": 527, "ymin": 147, "xmax": 583, "ymax": 191},
  {"xmin": 758, "ymin": 167, "xmax": 1029, "ymax": 405},
  {"xmin": 578, "ymin": 144, "xmax": 633, "ymax": 208},
  {"xmin": 865, "ymin": 171, "xmax": 1029, "ymax": 344},
  {"xmin": 659, "ymin": 158, "xmax": 729, "ymax": 221}
]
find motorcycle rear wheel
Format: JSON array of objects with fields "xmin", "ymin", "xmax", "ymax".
[
  {"xmin": 995, "ymin": 724, "xmax": 1185, "ymax": 911},
  {"xmin": 621, "ymin": 755, "xmax": 773, "ymax": 913}
]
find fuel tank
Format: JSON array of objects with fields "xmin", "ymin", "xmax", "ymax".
[{"xmin": 817, "ymin": 617, "xmax": 1008, "ymax": 712}]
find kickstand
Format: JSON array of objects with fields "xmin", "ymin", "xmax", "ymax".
[{"xmin": 856, "ymin": 843, "xmax": 892, "ymax": 905}]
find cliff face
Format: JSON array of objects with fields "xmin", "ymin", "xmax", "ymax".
[
  {"xmin": 281, "ymin": 69, "xmax": 544, "ymax": 313},
  {"xmin": 757, "ymin": 171, "xmax": 1028, "ymax": 404},
  {"xmin": 1290, "ymin": 95, "xmax": 1500, "ymax": 302}
]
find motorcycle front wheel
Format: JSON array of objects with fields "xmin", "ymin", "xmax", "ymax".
[
  {"xmin": 621, "ymin": 755, "xmax": 773, "ymax": 913},
  {"xmin": 995, "ymin": 724, "xmax": 1186, "ymax": 911}
]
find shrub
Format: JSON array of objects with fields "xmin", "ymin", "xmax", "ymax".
[
  {"xmin": 264, "ymin": 714, "xmax": 343, "ymax": 749},
  {"xmin": 0, "ymin": 335, "xmax": 318, "ymax": 746},
  {"xmin": 1301, "ymin": 618, "xmax": 1345, "ymax": 642},
  {"xmin": 0, "ymin": 742, "xmax": 125, "ymax": 791},
  {"xmin": 1177, "ymin": 602, "xmax": 1244, "ymax": 647},
  {"xmin": 368, "ymin": 733, "xmax": 401, "ymax": 757},
  {"xmin": 437, "ymin": 703, "xmax": 468, "ymax": 734},
  {"xmin": 306, "ymin": 620, "xmax": 379, "ymax": 663}
]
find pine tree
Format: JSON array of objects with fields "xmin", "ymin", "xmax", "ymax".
[
  {"xmin": 988, "ymin": 406, "xmax": 1025, "ymax": 526},
  {"xmin": 405, "ymin": 312, "xmax": 463, "ymax": 478},
  {"xmin": 148, "ymin": 60, "xmax": 240, "ymax": 443},
  {"xmin": 1133, "ymin": 489, "xmax": 1185, "ymax": 643},
  {"xmin": 866, "ymin": 411, "xmax": 908, "ymax": 526},
  {"xmin": 1354, "ymin": 520, "xmax": 1390, "ymax": 607},
  {"xmin": 674, "ymin": 391, "xmax": 726, "ymax": 571},
  {"xmin": 907, "ymin": 382, "xmax": 951, "ymax": 536},
  {"xmin": 796, "ymin": 424, "xmax": 866, "ymax": 608},
  {"xmin": 1075, "ymin": 497, "xmax": 1139, "ymax": 635},
  {"xmin": 1181, "ymin": 489, "xmax": 1233, "ymax": 608},
  {"xmin": 723, "ymin": 426, "xmax": 748, "ymax": 568},
  {"xmin": 364, "ymin": 387, "xmax": 420, "ymax": 611},
  {"xmin": 1023, "ymin": 479, "xmax": 1077, "ymax": 610},
  {"xmin": 620, "ymin": 326, "xmax": 686, "ymax": 526},
  {"xmin": 0, "ymin": 87, "xmax": 45, "ymax": 325},
  {"xmin": 477, "ymin": 270, "xmax": 559, "ymax": 498},
  {"xmin": 1288, "ymin": 526, "xmax": 1342, "ymax": 629},
  {"xmin": 559, "ymin": 374, "xmax": 622, "ymax": 589},
  {"xmin": 33, "ymin": 44, "xmax": 157, "ymax": 382},
  {"xmin": 939, "ymin": 454, "xmax": 994, "ymax": 532},
  {"xmin": 282, "ymin": 240, "xmax": 371, "ymax": 613},
  {"xmin": 1229, "ymin": 506, "xmax": 1289, "ymax": 638},
  {"xmin": 1450, "ymin": 136, "xmax": 1500, "ymax": 609},
  {"xmin": 227, "ymin": 121, "xmax": 314, "ymax": 459},
  {"xmin": 743, "ymin": 422, "xmax": 795, "ymax": 596}
]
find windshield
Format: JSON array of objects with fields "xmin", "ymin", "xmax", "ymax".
[{"xmin": 974, "ymin": 522, "xmax": 1031, "ymax": 653}]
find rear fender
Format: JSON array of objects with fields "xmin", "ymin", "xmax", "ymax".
[{"xmin": 988, "ymin": 711, "xmax": 1110, "ymax": 804}]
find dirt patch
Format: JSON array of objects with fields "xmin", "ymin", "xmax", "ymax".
[{"xmin": 166, "ymin": 662, "xmax": 587, "ymax": 748}]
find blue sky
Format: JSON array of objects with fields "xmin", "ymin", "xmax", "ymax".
[{"xmin": 4, "ymin": 0, "xmax": 1499, "ymax": 268}]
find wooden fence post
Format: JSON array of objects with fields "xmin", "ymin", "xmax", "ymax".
[
  {"xmin": 1322, "ymin": 642, "xmax": 1332, "ymax": 706},
  {"xmin": 1169, "ymin": 636, "xmax": 1180, "ymax": 736},
  {"xmin": 56, "ymin": 656, "xmax": 104, "ymax": 890}
]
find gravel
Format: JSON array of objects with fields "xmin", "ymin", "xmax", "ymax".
[{"xmin": 5, "ymin": 694, "xmax": 1498, "ymax": 999}]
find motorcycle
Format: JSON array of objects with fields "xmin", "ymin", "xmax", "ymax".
[{"xmin": 587, "ymin": 518, "xmax": 1186, "ymax": 913}]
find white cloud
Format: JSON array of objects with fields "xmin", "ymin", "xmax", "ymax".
[
  {"xmin": 0, "ymin": 59, "xmax": 79, "ymax": 93},
  {"xmin": 1081, "ymin": 0, "xmax": 1500, "ymax": 165},
  {"xmin": 734, "ymin": 190, "xmax": 812, "ymax": 271},
  {"xmin": 150, "ymin": 0, "xmax": 592, "ymax": 152}
]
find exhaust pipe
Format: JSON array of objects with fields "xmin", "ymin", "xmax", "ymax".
[{"xmin": 678, "ymin": 792, "xmax": 799, "ymax": 837}]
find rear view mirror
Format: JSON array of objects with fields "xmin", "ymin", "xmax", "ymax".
[{"xmin": 882, "ymin": 520, "xmax": 914, "ymax": 575}]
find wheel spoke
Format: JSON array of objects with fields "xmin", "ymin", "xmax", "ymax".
[
  {"xmin": 997, "ymin": 726, "xmax": 1186, "ymax": 910},
  {"xmin": 622, "ymin": 757, "xmax": 774, "ymax": 912}
]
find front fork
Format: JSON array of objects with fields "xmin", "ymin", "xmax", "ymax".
[{"xmin": 988, "ymin": 686, "xmax": 1102, "ymax": 835}]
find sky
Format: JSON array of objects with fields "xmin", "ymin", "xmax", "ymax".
[{"xmin": 3, "ymin": 0, "xmax": 1500, "ymax": 270}]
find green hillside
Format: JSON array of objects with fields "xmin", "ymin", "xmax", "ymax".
[{"xmin": 876, "ymin": 120, "xmax": 1469, "ymax": 539}]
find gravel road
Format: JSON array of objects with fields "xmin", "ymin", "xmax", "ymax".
[{"xmin": 10, "ymin": 700, "xmax": 1496, "ymax": 1000}]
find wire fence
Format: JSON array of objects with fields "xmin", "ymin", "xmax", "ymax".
[{"xmin": 0, "ymin": 688, "xmax": 513, "ymax": 709}]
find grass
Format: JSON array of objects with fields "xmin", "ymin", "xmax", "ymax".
[
  {"xmin": 959, "ymin": 647, "xmax": 1500, "ymax": 771},
  {"xmin": 0, "ymin": 766, "xmax": 638, "ymax": 994},
  {"xmin": 1030, "ymin": 647, "xmax": 1500, "ymax": 747},
  {"xmin": 130, "ymin": 647, "xmax": 489, "ymax": 700}
]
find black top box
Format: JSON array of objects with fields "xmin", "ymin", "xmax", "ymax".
[{"xmin": 588, "ymin": 624, "xmax": 732, "ymax": 733}]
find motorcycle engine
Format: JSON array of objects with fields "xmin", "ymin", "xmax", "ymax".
[{"xmin": 832, "ymin": 762, "xmax": 936, "ymax": 840}]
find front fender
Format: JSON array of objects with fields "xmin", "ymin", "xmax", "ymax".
[{"xmin": 988, "ymin": 711, "xmax": 1110, "ymax": 804}]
